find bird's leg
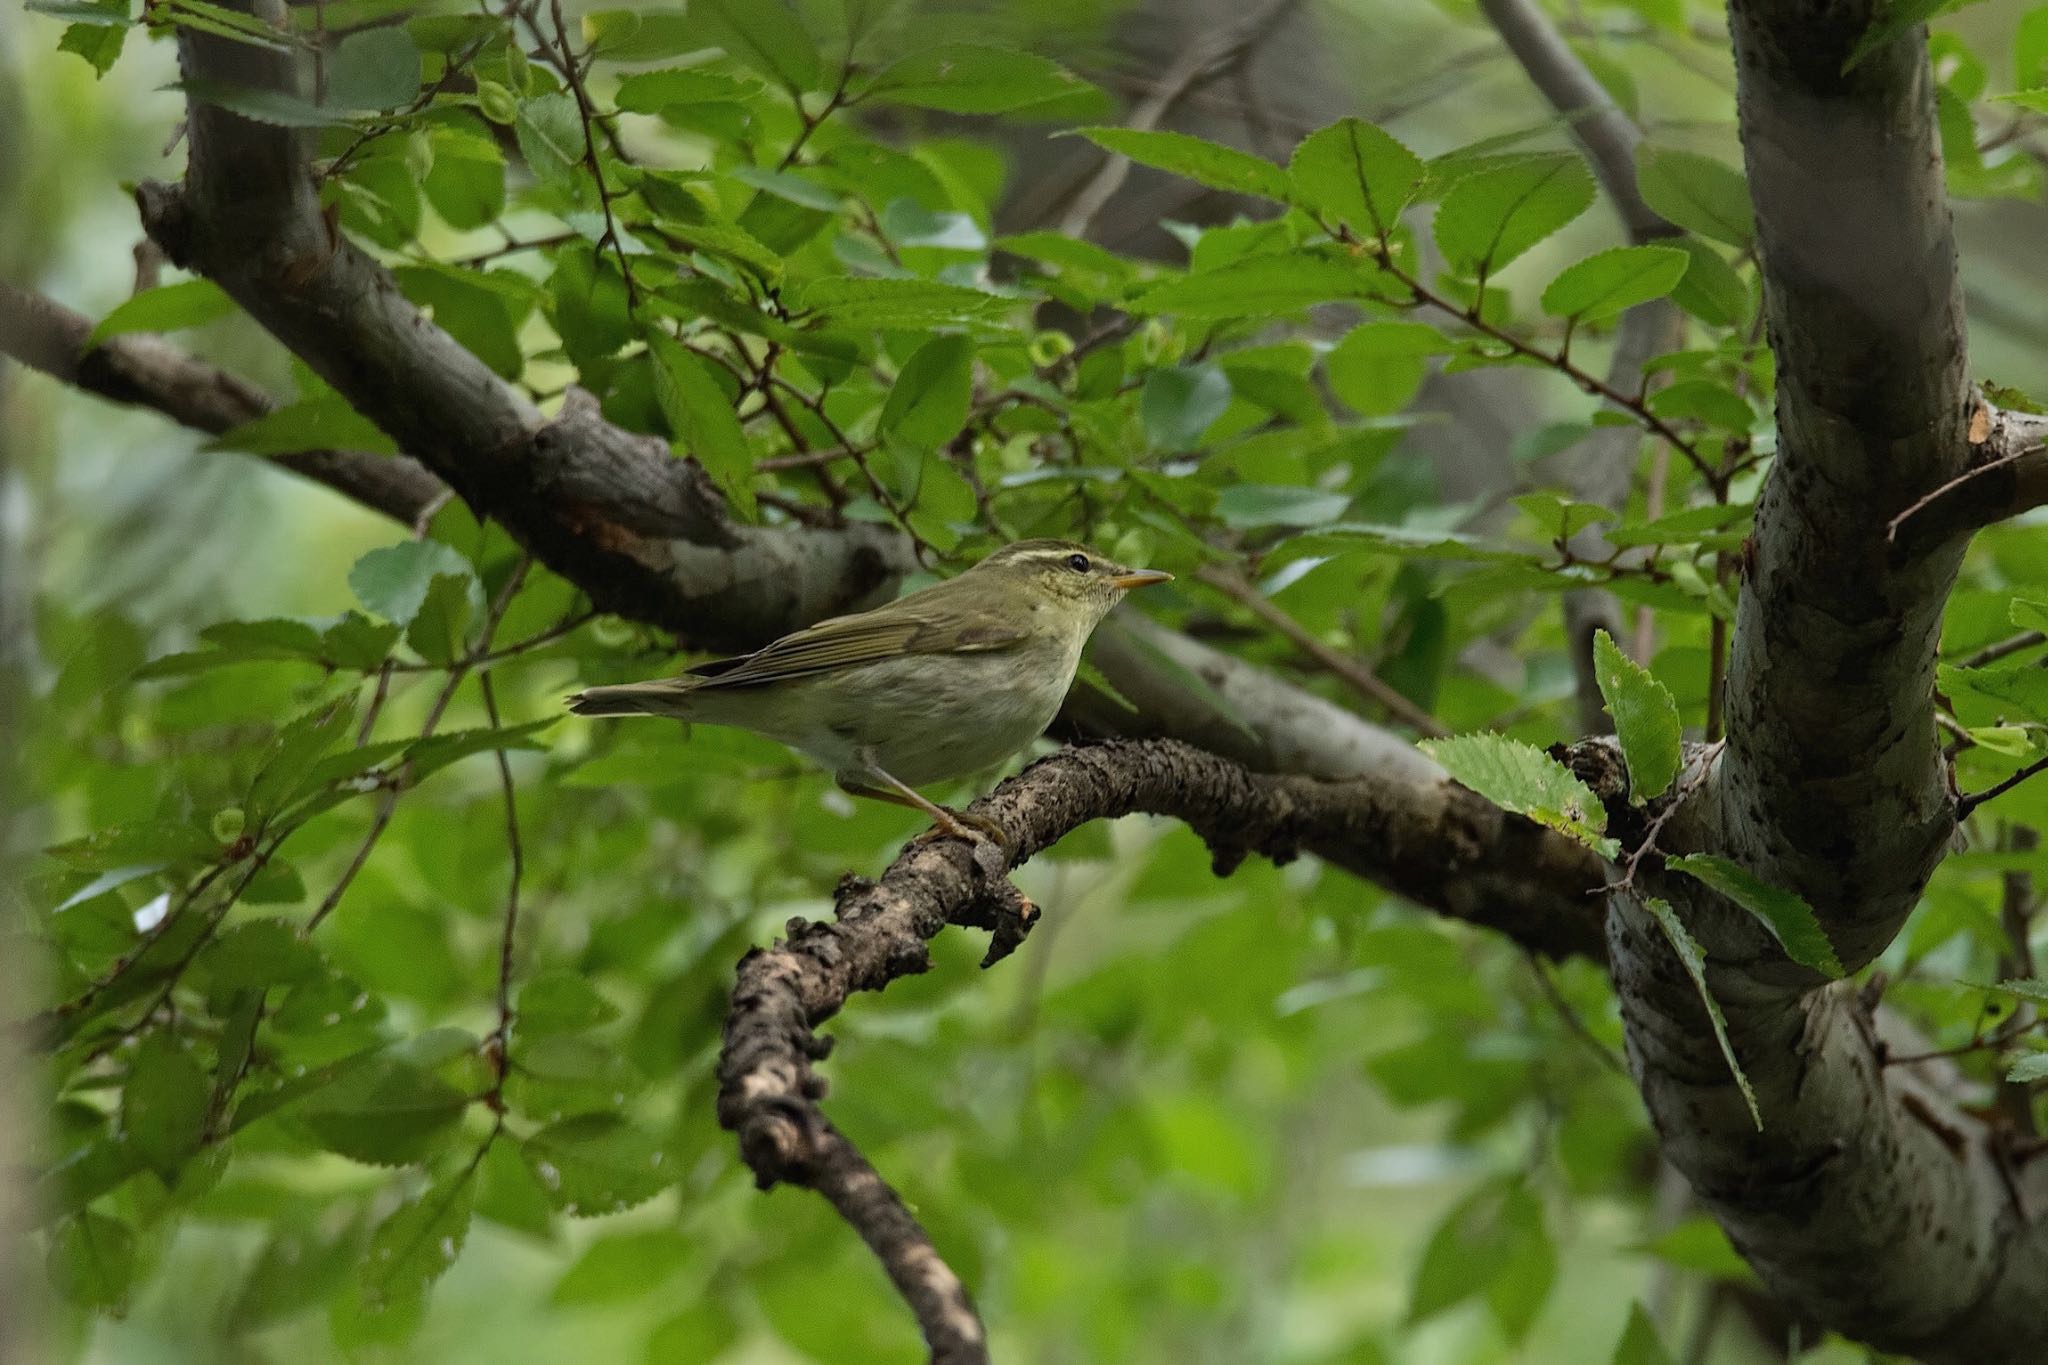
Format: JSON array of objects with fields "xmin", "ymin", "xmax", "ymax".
[{"xmin": 840, "ymin": 765, "xmax": 1013, "ymax": 855}]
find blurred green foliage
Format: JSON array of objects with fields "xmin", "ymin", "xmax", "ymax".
[{"xmin": 6, "ymin": 0, "xmax": 2048, "ymax": 1361}]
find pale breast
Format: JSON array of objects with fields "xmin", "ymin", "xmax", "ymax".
[{"xmin": 813, "ymin": 636, "xmax": 1081, "ymax": 787}]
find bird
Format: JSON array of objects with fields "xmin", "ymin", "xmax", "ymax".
[{"xmin": 566, "ymin": 539, "xmax": 1172, "ymax": 843}]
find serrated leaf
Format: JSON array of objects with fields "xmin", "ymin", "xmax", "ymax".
[
  {"xmin": 1942, "ymin": 661, "xmax": 2048, "ymax": 721},
  {"xmin": 405, "ymin": 573, "xmax": 475, "ymax": 666},
  {"xmin": 300, "ymin": 1058, "xmax": 469, "ymax": 1166},
  {"xmin": 797, "ymin": 276, "xmax": 1014, "ymax": 329},
  {"xmin": 1665, "ymin": 853, "xmax": 1844, "ymax": 977},
  {"xmin": 207, "ymin": 392, "xmax": 397, "ymax": 457},
  {"xmin": 1592, "ymin": 631, "xmax": 1681, "ymax": 801},
  {"xmin": 249, "ymin": 696, "xmax": 357, "ymax": 817},
  {"xmin": 1140, "ymin": 364, "xmax": 1232, "ymax": 451},
  {"xmin": 1988, "ymin": 978, "xmax": 2048, "ymax": 1004},
  {"xmin": 1434, "ymin": 154, "xmax": 1595, "ymax": 275},
  {"xmin": 406, "ymin": 720, "xmax": 555, "ymax": 782},
  {"xmin": 522, "ymin": 1114, "xmax": 675, "ymax": 1216},
  {"xmin": 868, "ymin": 44, "xmax": 1091, "ymax": 114},
  {"xmin": 361, "ymin": 1166, "xmax": 476, "ymax": 1309},
  {"xmin": 516, "ymin": 970, "xmax": 620, "ymax": 1037},
  {"xmin": 646, "ymin": 331, "xmax": 754, "ymax": 516},
  {"xmin": 2007, "ymin": 1052, "xmax": 2048, "ymax": 1083},
  {"xmin": 325, "ymin": 25, "xmax": 420, "ymax": 112},
  {"xmin": 1636, "ymin": 146, "xmax": 1754, "ymax": 248},
  {"xmin": 1641, "ymin": 895, "xmax": 1761, "ymax": 1129},
  {"xmin": 348, "ymin": 540, "xmax": 476, "ymax": 628},
  {"xmin": 877, "ymin": 334, "xmax": 973, "ymax": 451},
  {"xmin": 59, "ymin": 20, "xmax": 128, "ymax": 75},
  {"xmin": 86, "ymin": 279, "xmax": 234, "ymax": 347},
  {"xmin": 1541, "ymin": 245, "xmax": 1690, "ymax": 321},
  {"xmin": 615, "ymin": 66, "xmax": 764, "ymax": 112},
  {"xmin": 1512, "ymin": 492, "xmax": 1612, "ymax": 542},
  {"xmin": 685, "ymin": 0, "xmax": 818, "ymax": 93},
  {"xmin": 1288, "ymin": 117, "xmax": 1425, "ymax": 237},
  {"xmin": 123, "ymin": 1033, "xmax": 208, "ymax": 1180},
  {"xmin": 1606, "ymin": 502, "xmax": 1753, "ymax": 548},
  {"xmin": 1419, "ymin": 733, "xmax": 1613, "ymax": 852},
  {"xmin": 515, "ymin": 92, "xmax": 584, "ymax": 194},
  {"xmin": 1072, "ymin": 126, "xmax": 1287, "ymax": 200},
  {"xmin": 1670, "ymin": 237, "xmax": 1750, "ymax": 326},
  {"xmin": 1128, "ymin": 253, "xmax": 1388, "ymax": 318}
]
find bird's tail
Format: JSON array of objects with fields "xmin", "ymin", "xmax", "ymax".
[{"xmin": 565, "ymin": 680, "xmax": 700, "ymax": 718}]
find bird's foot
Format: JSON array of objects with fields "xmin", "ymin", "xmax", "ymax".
[{"xmin": 910, "ymin": 806, "xmax": 1015, "ymax": 860}]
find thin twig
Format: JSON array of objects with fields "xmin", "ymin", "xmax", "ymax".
[
  {"xmin": 1057, "ymin": 0, "xmax": 1305, "ymax": 239},
  {"xmin": 479, "ymin": 670, "xmax": 524, "ymax": 1102},
  {"xmin": 1194, "ymin": 565, "xmax": 1447, "ymax": 736},
  {"xmin": 1959, "ymin": 752, "xmax": 2048, "ymax": 821}
]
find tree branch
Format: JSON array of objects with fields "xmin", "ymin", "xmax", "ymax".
[
  {"xmin": 1479, "ymin": 0, "xmax": 1685, "ymax": 733},
  {"xmin": 1602, "ymin": 4, "xmax": 2048, "ymax": 1357},
  {"xmin": 134, "ymin": 0, "xmax": 914, "ymax": 653},
  {"xmin": 1886, "ymin": 399, "xmax": 2048, "ymax": 559},
  {"xmin": 719, "ymin": 737, "xmax": 1606, "ymax": 1355},
  {"xmin": 0, "ymin": 279, "xmax": 440, "ymax": 525}
]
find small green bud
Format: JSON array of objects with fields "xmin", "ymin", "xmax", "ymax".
[{"xmin": 211, "ymin": 808, "xmax": 246, "ymax": 845}]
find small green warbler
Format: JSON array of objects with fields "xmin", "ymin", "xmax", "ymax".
[{"xmin": 567, "ymin": 539, "xmax": 1171, "ymax": 840}]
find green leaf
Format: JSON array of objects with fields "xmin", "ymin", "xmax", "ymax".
[
  {"xmin": 1611, "ymin": 1302, "xmax": 1677, "ymax": 1365},
  {"xmin": 797, "ymin": 276, "xmax": 1014, "ymax": 329},
  {"xmin": 1648, "ymin": 379, "xmax": 1754, "ymax": 434},
  {"xmin": 1641, "ymin": 896, "xmax": 1761, "ymax": 1129},
  {"xmin": 515, "ymin": 92, "xmax": 585, "ymax": 194},
  {"xmin": 422, "ymin": 127, "xmax": 505, "ymax": 231},
  {"xmin": 646, "ymin": 331, "xmax": 755, "ymax": 516},
  {"xmin": 405, "ymin": 573, "xmax": 475, "ymax": 665},
  {"xmin": 1665, "ymin": 853, "xmax": 1845, "ymax": 977},
  {"xmin": 46, "ymin": 1212, "xmax": 136, "ymax": 1311},
  {"xmin": 522, "ymin": 1114, "xmax": 675, "ymax": 1216},
  {"xmin": 59, "ymin": 20, "xmax": 128, "ymax": 75},
  {"xmin": 2007, "ymin": 1051, "xmax": 2048, "ymax": 1083},
  {"xmin": 868, "ymin": 44, "xmax": 1091, "ymax": 114},
  {"xmin": 249, "ymin": 695, "xmax": 357, "ymax": 817},
  {"xmin": 321, "ymin": 611, "xmax": 402, "ymax": 669},
  {"xmin": 684, "ymin": 0, "xmax": 819, "ymax": 93},
  {"xmin": 1128, "ymin": 253, "xmax": 1388, "ymax": 318},
  {"xmin": 1140, "ymin": 364, "xmax": 1232, "ymax": 451},
  {"xmin": 1288, "ymin": 117, "xmax": 1426, "ymax": 238},
  {"xmin": 877, "ymin": 334, "xmax": 974, "ymax": 451},
  {"xmin": 1669, "ymin": 238, "xmax": 1750, "ymax": 327},
  {"xmin": 325, "ymin": 25, "xmax": 420, "ymax": 112},
  {"xmin": 300, "ymin": 1057, "xmax": 470, "ymax": 1166},
  {"xmin": 349, "ymin": 540, "xmax": 476, "ymax": 628},
  {"xmin": 122, "ymin": 1032, "xmax": 208, "ymax": 1180},
  {"xmin": 1845, "ymin": 0, "xmax": 1980, "ymax": 73},
  {"xmin": 199, "ymin": 918, "xmax": 321, "ymax": 991},
  {"xmin": 405, "ymin": 720, "xmax": 556, "ymax": 782},
  {"xmin": 615, "ymin": 66, "xmax": 764, "ymax": 112},
  {"xmin": 1541, "ymin": 245, "xmax": 1690, "ymax": 321},
  {"xmin": 392, "ymin": 264, "xmax": 522, "ymax": 380},
  {"xmin": 1323, "ymin": 320, "xmax": 1445, "ymax": 416},
  {"xmin": 1635, "ymin": 146, "xmax": 1754, "ymax": 248},
  {"xmin": 1989, "ymin": 977, "xmax": 2048, "ymax": 1004},
  {"xmin": 1419, "ymin": 733, "xmax": 1614, "ymax": 852},
  {"xmin": 1071, "ymin": 127, "xmax": 1287, "ymax": 200},
  {"xmin": 516, "ymin": 970, "xmax": 620, "ymax": 1037},
  {"xmin": 1592, "ymin": 630, "xmax": 1682, "ymax": 801},
  {"xmin": 1512, "ymin": 492, "xmax": 1613, "ymax": 542},
  {"xmin": 86, "ymin": 279, "xmax": 234, "ymax": 347},
  {"xmin": 1215, "ymin": 485, "xmax": 1350, "ymax": 530},
  {"xmin": 207, "ymin": 391, "xmax": 396, "ymax": 457},
  {"xmin": 551, "ymin": 1228, "xmax": 692, "ymax": 1304},
  {"xmin": 361, "ymin": 1166, "xmax": 476, "ymax": 1310},
  {"xmin": 1633, "ymin": 1217, "xmax": 1751, "ymax": 1280},
  {"xmin": 1433, "ymin": 154, "xmax": 1595, "ymax": 275},
  {"xmin": 1942, "ymin": 661, "xmax": 2048, "ymax": 720},
  {"xmin": 1409, "ymin": 1181, "xmax": 1550, "ymax": 1332},
  {"xmin": 1605, "ymin": 501, "xmax": 1753, "ymax": 548}
]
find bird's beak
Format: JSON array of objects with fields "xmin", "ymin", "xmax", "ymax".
[{"xmin": 1110, "ymin": 569, "xmax": 1173, "ymax": 590}]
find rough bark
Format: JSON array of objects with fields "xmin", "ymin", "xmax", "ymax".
[{"xmin": 1604, "ymin": 5, "xmax": 2048, "ymax": 1360}]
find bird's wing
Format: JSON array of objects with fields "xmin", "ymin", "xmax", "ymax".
[{"xmin": 688, "ymin": 583, "xmax": 1032, "ymax": 690}]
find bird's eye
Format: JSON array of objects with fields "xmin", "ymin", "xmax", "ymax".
[{"xmin": 1065, "ymin": 553, "xmax": 1091, "ymax": 573}]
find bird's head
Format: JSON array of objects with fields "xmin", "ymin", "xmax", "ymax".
[{"xmin": 965, "ymin": 538, "xmax": 1173, "ymax": 628}]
